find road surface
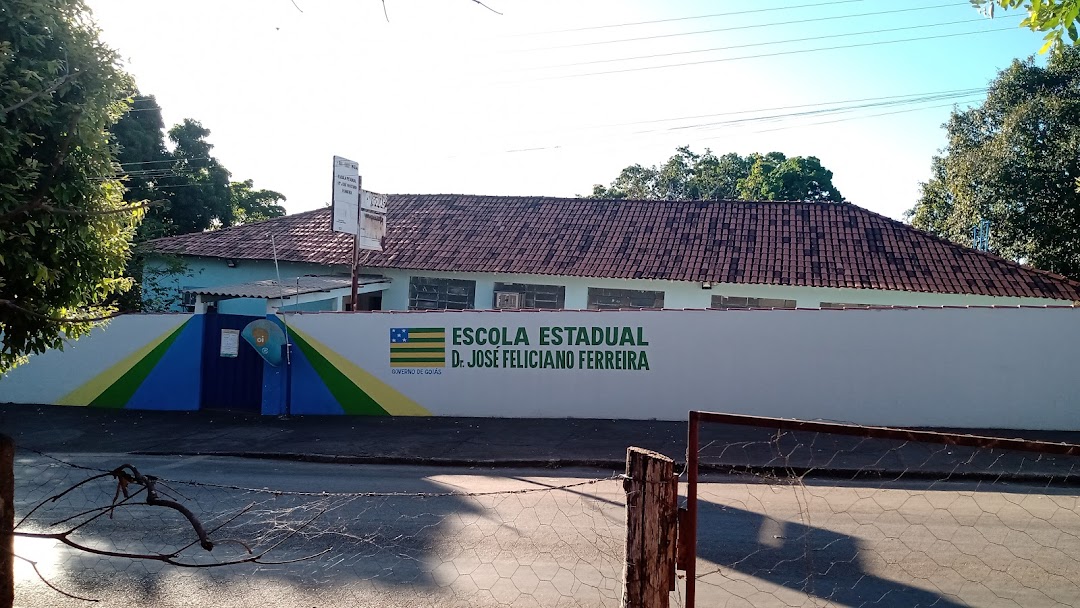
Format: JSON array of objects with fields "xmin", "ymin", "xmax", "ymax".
[{"xmin": 11, "ymin": 454, "xmax": 1080, "ymax": 607}]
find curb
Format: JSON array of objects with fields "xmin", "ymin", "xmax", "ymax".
[{"xmin": 131, "ymin": 451, "xmax": 1080, "ymax": 485}]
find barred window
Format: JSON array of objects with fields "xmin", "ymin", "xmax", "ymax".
[
  {"xmin": 587, "ymin": 288, "xmax": 664, "ymax": 310},
  {"xmin": 408, "ymin": 277, "xmax": 475, "ymax": 310},
  {"xmin": 493, "ymin": 283, "xmax": 566, "ymax": 309},
  {"xmin": 712, "ymin": 295, "xmax": 797, "ymax": 309}
]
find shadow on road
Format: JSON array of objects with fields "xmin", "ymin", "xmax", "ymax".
[
  {"xmin": 694, "ymin": 496, "xmax": 968, "ymax": 607},
  {"xmin": 13, "ymin": 454, "xmax": 625, "ymax": 608}
]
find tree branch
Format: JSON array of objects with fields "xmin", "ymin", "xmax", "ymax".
[
  {"xmin": 40, "ymin": 200, "xmax": 159, "ymax": 217},
  {"xmin": 13, "ymin": 554, "xmax": 99, "ymax": 603},
  {"xmin": 0, "ymin": 72, "xmax": 78, "ymax": 116},
  {"xmin": 0, "ymin": 198, "xmax": 160, "ymax": 223},
  {"xmin": 115, "ymin": 465, "xmax": 213, "ymax": 550}
]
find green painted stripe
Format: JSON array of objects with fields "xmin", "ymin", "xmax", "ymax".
[
  {"xmin": 402, "ymin": 337, "xmax": 444, "ymax": 343},
  {"xmin": 90, "ymin": 322, "xmax": 186, "ymax": 408},
  {"xmin": 407, "ymin": 327, "xmax": 444, "ymax": 333},
  {"xmin": 390, "ymin": 357, "xmax": 445, "ymax": 363},
  {"xmin": 390, "ymin": 347, "xmax": 445, "ymax": 353},
  {"xmin": 292, "ymin": 331, "xmax": 389, "ymax": 416}
]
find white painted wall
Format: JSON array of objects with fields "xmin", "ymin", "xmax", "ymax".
[
  {"xmin": 287, "ymin": 307, "xmax": 1080, "ymax": 429},
  {"xmin": 373, "ymin": 268, "xmax": 1069, "ymax": 310},
  {"xmin": 143, "ymin": 255, "xmax": 1072, "ymax": 314}
]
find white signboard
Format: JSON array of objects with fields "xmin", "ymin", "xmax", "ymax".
[
  {"xmin": 358, "ymin": 190, "xmax": 388, "ymax": 251},
  {"xmin": 361, "ymin": 190, "xmax": 388, "ymax": 213},
  {"xmin": 220, "ymin": 329, "xmax": 240, "ymax": 358},
  {"xmin": 331, "ymin": 156, "xmax": 360, "ymax": 235},
  {"xmin": 358, "ymin": 209, "xmax": 386, "ymax": 251}
]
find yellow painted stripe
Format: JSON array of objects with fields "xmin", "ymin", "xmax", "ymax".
[
  {"xmin": 390, "ymin": 342, "xmax": 446, "ymax": 350},
  {"xmin": 289, "ymin": 326, "xmax": 432, "ymax": 416},
  {"xmin": 407, "ymin": 331, "xmax": 444, "ymax": 338},
  {"xmin": 390, "ymin": 362, "xmax": 445, "ymax": 368},
  {"xmin": 57, "ymin": 318, "xmax": 189, "ymax": 406},
  {"xmin": 390, "ymin": 351, "xmax": 446, "ymax": 359}
]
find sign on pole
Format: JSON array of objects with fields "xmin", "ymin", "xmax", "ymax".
[
  {"xmin": 331, "ymin": 156, "xmax": 360, "ymax": 235},
  {"xmin": 358, "ymin": 190, "xmax": 388, "ymax": 251}
]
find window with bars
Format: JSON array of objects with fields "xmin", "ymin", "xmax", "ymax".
[
  {"xmin": 493, "ymin": 283, "xmax": 566, "ymax": 309},
  {"xmin": 408, "ymin": 277, "xmax": 476, "ymax": 310},
  {"xmin": 587, "ymin": 288, "xmax": 665, "ymax": 310},
  {"xmin": 712, "ymin": 295, "xmax": 797, "ymax": 309}
]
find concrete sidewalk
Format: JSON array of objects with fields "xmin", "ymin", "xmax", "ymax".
[{"xmin": 2, "ymin": 404, "xmax": 1079, "ymax": 481}]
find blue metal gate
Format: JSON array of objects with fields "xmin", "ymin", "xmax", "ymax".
[{"xmin": 200, "ymin": 312, "xmax": 264, "ymax": 412}]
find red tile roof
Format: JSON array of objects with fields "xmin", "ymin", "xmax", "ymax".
[{"xmin": 144, "ymin": 195, "xmax": 1080, "ymax": 301}]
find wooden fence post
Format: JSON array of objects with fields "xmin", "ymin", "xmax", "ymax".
[
  {"xmin": 1, "ymin": 434, "xmax": 14, "ymax": 608},
  {"xmin": 622, "ymin": 447, "xmax": 677, "ymax": 608}
]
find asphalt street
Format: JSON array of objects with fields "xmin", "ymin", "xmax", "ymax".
[{"xmin": 11, "ymin": 454, "xmax": 1080, "ymax": 608}]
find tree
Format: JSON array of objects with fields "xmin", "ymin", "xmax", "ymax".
[
  {"xmin": 0, "ymin": 0, "xmax": 141, "ymax": 373},
  {"xmin": 230, "ymin": 179, "xmax": 286, "ymax": 225},
  {"xmin": 972, "ymin": 0, "xmax": 1080, "ymax": 53},
  {"xmin": 110, "ymin": 92, "xmax": 170, "ymax": 240},
  {"xmin": 151, "ymin": 118, "xmax": 234, "ymax": 236},
  {"xmin": 907, "ymin": 45, "xmax": 1080, "ymax": 278},
  {"xmin": 109, "ymin": 104, "xmax": 286, "ymax": 310},
  {"xmin": 738, "ymin": 153, "xmax": 843, "ymax": 202},
  {"xmin": 590, "ymin": 147, "xmax": 844, "ymax": 202}
]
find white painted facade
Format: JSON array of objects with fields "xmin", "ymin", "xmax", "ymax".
[{"xmin": 145, "ymin": 255, "xmax": 1073, "ymax": 312}]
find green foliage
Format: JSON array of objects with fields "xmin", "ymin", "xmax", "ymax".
[
  {"xmin": 230, "ymin": 179, "xmax": 286, "ymax": 225},
  {"xmin": 590, "ymin": 147, "xmax": 843, "ymax": 202},
  {"xmin": 907, "ymin": 46, "xmax": 1080, "ymax": 278},
  {"xmin": 0, "ymin": 0, "xmax": 141, "ymax": 373},
  {"xmin": 108, "ymin": 101, "xmax": 286, "ymax": 310},
  {"xmin": 151, "ymin": 119, "xmax": 234, "ymax": 235},
  {"xmin": 972, "ymin": 0, "xmax": 1080, "ymax": 53}
]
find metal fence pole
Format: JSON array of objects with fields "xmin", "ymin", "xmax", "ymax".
[{"xmin": 686, "ymin": 412, "xmax": 699, "ymax": 608}]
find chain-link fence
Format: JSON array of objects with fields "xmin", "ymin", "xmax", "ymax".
[
  {"xmin": 12, "ymin": 450, "xmax": 625, "ymax": 608},
  {"xmin": 685, "ymin": 412, "xmax": 1080, "ymax": 608}
]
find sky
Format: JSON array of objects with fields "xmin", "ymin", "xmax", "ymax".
[{"xmin": 85, "ymin": 0, "xmax": 1048, "ymax": 220}]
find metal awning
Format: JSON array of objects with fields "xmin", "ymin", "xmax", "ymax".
[{"xmin": 185, "ymin": 275, "xmax": 389, "ymax": 299}]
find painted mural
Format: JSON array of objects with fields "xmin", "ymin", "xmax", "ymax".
[
  {"xmin": 0, "ymin": 314, "xmax": 202, "ymax": 410},
  {"xmin": 3, "ymin": 308, "xmax": 1080, "ymax": 430}
]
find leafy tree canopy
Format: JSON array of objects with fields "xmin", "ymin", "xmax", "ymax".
[
  {"xmin": 108, "ymin": 98, "xmax": 286, "ymax": 310},
  {"xmin": 906, "ymin": 45, "xmax": 1080, "ymax": 278},
  {"xmin": 590, "ymin": 147, "xmax": 844, "ymax": 203},
  {"xmin": 0, "ymin": 0, "xmax": 140, "ymax": 372},
  {"xmin": 973, "ymin": 0, "xmax": 1080, "ymax": 53}
]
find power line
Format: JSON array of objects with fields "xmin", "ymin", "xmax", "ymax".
[
  {"xmin": 526, "ymin": 16, "xmax": 1017, "ymax": 72},
  {"xmin": 586, "ymin": 88, "xmax": 986, "ymax": 130},
  {"xmin": 515, "ymin": 1, "xmax": 971, "ymax": 52},
  {"xmin": 642, "ymin": 91, "xmax": 986, "ymax": 135},
  {"xmin": 748, "ymin": 97, "xmax": 980, "ymax": 134},
  {"xmin": 119, "ymin": 157, "xmax": 208, "ymax": 166},
  {"xmin": 521, "ymin": 27, "xmax": 1017, "ymax": 81},
  {"xmin": 508, "ymin": 0, "xmax": 868, "ymax": 36},
  {"xmin": 495, "ymin": 92, "xmax": 984, "ymax": 154}
]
